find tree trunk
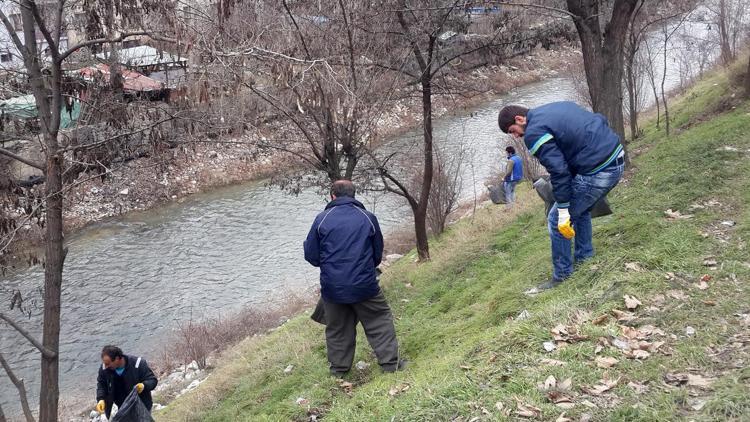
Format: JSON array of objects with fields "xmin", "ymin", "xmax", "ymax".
[
  {"xmin": 745, "ymin": 51, "xmax": 750, "ymax": 98},
  {"xmin": 18, "ymin": 1, "xmax": 63, "ymax": 419},
  {"xmin": 566, "ymin": 0, "xmax": 639, "ymax": 141},
  {"xmin": 626, "ymin": 52, "xmax": 639, "ymax": 142},
  {"xmin": 39, "ymin": 138, "xmax": 64, "ymax": 422},
  {"xmin": 661, "ymin": 29, "xmax": 670, "ymax": 136},
  {"xmin": 414, "ymin": 75, "xmax": 433, "ymax": 261},
  {"xmin": 718, "ymin": 0, "xmax": 733, "ymax": 65}
]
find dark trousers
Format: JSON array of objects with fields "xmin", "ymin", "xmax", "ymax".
[{"xmin": 323, "ymin": 292, "xmax": 399, "ymax": 373}]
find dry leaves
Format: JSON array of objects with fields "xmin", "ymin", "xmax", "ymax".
[
  {"xmin": 592, "ymin": 314, "xmax": 609, "ymax": 325},
  {"xmin": 541, "ymin": 358, "xmax": 567, "ymax": 367},
  {"xmin": 595, "ymin": 356, "xmax": 619, "ymax": 368},
  {"xmin": 664, "ymin": 373, "xmax": 715, "ymax": 390},
  {"xmin": 338, "ymin": 380, "xmax": 354, "ymax": 394},
  {"xmin": 627, "ymin": 381, "xmax": 649, "ymax": 394},
  {"xmin": 556, "ymin": 412, "xmax": 572, "ymax": 422},
  {"xmin": 582, "ymin": 376, "xmax": 620, "ymax": 396},
  {"xmin": 625, "ymin": 262, "xmax": 644, "ymax": 272},
  {"xmin": 550, "ymin": 324, "xmax": 589, "ymax": 344},
  {"xmin": 538, "ymin": 376, "xmax": 575, "ymax": 409},
  {"xmin": 611, "ymin": 309, "xmax": 636, "ymax": 322},
  {"xmin": 624, "ymin": 295, "xmax": 642, "ymax": 310},
  {"xmin": 515, "ymin": 399, "xmax": 542, "ymax": 418},
  {"xmin": 665, "ymin": 209, "xmax": 693, "ymax": 220},
  {"xmin": 388, "ymin": 383, "xmax": 410, "ymax": 397}
]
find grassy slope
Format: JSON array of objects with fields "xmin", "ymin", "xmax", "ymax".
[{"xmin": 158, "ymin": 62, "xmax": 750, "ymax": 421}]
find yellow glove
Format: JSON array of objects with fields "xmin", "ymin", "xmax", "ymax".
[
  {"xmin": 557, "ymin": 208, "xmax": 575, "ymax": 239},
  {"xmin": 96, "ymin": 400, "xmax": 106, "ymax": 414},
  {"xmin": 136, "ymin": 383, "xmax": 145, "ymax": 394}
]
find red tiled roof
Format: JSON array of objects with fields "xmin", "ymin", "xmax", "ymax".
[{"xmin": 78, "ymin": 64, "xmax": 164, "ymax": 92}]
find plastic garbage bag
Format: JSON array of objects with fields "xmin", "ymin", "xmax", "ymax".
[
  {"xmin": 110, "ymin": 388, "xmax": 154, "ymax": 422},
  {"xmin": 532, "ymin": 177, "xmax": 612, "ymax": 218},
  {"xmin": 488, "ymin": 184, "xmax": 507, "ymax": 205}
]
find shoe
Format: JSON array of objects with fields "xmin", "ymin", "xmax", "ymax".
[
  {"xmin": 330, "ymin": 369, "xmax": 349, "ymax": 377},
  {"xmin": 382, "ymin": 359, "xmax": 408, "ymax": 373},
  {"xmin": 524, "ymin": 278, "xmax": 563, "ymax": 295}
]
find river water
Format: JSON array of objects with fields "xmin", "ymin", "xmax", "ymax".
[{"xmin": 0, "ymin": 18, "xmax": 716, "ymax": 416}]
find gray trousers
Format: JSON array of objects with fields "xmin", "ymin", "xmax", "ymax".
[{"xmin": 323, "ymin": 292, "xmax": 399, "ymax": 373}]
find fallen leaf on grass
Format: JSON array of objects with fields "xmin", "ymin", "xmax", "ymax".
[
  {"xmin": 700, "ymin": 274, "xmax": 713, "ymax": 282},
  {"xmin": 627, "ymin": 349, "xmax": 651, "ymax": 360},
  {"xmin": 596, "ymin": 356, "xmax": 619, "ymax": 368},
  {"xmin": 338, "ymin": 381, "xmax": 354, "ymax": 394},
  {"xmin": 639, "ymin": 325, "xmax": 666, "ymax": 336},
  {"xmin": 665, "ymin": 209, "xmax": 693, "ymax": 219},
  {"xmin": 582, "ymin": 376, "xmax": 620, "ymax": 396},
  {"xmin": 621, "ymin": 325, "xmax": 643, "ymax": 340},
  {"xmin": 627, "ymin": 381, "xmax": 649, "ymax": 394},
  {"xmin": 541, "ymin": 375, "xmax": 557, "ymax": 390},
  {"xmin": 687, "ymin": 374, "xmax": 714, "ymax": 389},
  {"xmin": 296, "ymin": 397, "xmax": 309, "ymax": 406},
  {"xmin": 388, "ymin": 383, "xmax": 410, "ymax": 397},
  {"xmin": 703, "ymin": 258, "xmax": 718, "ymax": 267},
  {"xmin": 667, "ymin": 290, "xmax": 689, "ymax": 301},
  {"xmin": 702, "ymin": 300, "xmax": 717, "ymax": 306},
  {"xmin": 624, "ymin": 295, "xmax": 642, "ymax": 310},
  {"xmin": 547, "ymin": 390, "xmax": 575, "ymax": 409},
  {"xmin": 540, "ymin": 358, "xmax": 567, "ymax": 366},
  {"xmin": 514, "ymin": 399, "xmax": 542, "ymax": 418},
  {"xmin": 459, "ymin": 365, "xmax": 472, "ymax": 370},
  {"xmin": 611, "ymin": 309, "xmax": 636, "ymax": 322},
  {"xmin": 664, "ymin": 272, "xmax": 676, "ymax": 280},
  {"xmin": 592, "ymin": 314, "xmax": 609, "ymax": 325},
  {"xmin": 696, "ymin": 281, "xmax": 710, "ymax": 290},
  {"xmin": 625, "ymin": 262, "xmax": 644, "ymax": 272}
]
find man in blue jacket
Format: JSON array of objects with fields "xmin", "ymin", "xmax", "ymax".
[
  {"xmin": 503, "ymin": 146, "xmax": 524, "ymax": 204},
  {"xmin": 304, "ymin": 180, "xmax": 401, "ymax": 376},
  {"xmin": 498, "ymin": 101, "xmax": 624, "ymax": 291}
]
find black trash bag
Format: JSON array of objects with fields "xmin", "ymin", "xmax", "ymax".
[
  {"xmin": 532, "ymin": 177, "xmax": 612, "ymax": 218},
  {"xmin": 110, "ymin": 388, "xmax": 154, "ymax": 422},
  {"xmin": 488, "ymin": 184, "xmax": 507, "ymax": 205},
  {"xmin": 310, "ymin": 297, "xmax": 326, "ymax": 325}
]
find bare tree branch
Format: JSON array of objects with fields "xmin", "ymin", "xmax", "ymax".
[
  {"xmin": 0, "ymin": 313, "xmax": 56, "ymax": 359},
  {"xmin": 0, "ymin": 148, "xmax": 45, "ymax": 171},
  {"xmin": 0, "ymin": 352, "xmax": 35, "ymax": 422}
]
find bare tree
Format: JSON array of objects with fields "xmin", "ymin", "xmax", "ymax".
[
  {"xmin": 706, "ymin": 0, "xmax": 747, "ymax": 65},
  {"xmin": 565, "ymin": 0, "xmax": 640, "ymax": 140},
  {"xmin": 658, "ymin": 11, "xmax": 691, "ymax": 136},
  {"xmin": 0, "ymin": 1, "xmax": 178, "ymax": 419}
]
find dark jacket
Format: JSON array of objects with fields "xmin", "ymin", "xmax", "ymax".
[
  {"xmin": 523, "ymin": 101, "xmax": 622, "ymax": 208},
  {"xmin": 96, "ymin": 355, "xmax": 158, "ymax": 418},
  {"xmin": 304, "ymin": 196, "xmax": 384, "ymax": 304}
]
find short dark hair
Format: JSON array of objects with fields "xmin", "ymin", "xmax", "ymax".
[
  {"xmin": 498, "ymin": 105, "xmax": 529, "ymax": 133},
  {"xmin": 331, "ymin": 179, "xmax": 356, "ymax": 198},
  {"xmin": 101, "ymin": 345, "xmax": 124, "ymax": 360},
  {"xmin": 505, "ymin": 146, "xmax": 516, "ymax": 154}
]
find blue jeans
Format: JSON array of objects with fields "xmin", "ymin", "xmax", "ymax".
[
  {"xmin": 504, "ymin": 180, "xmax": 519, "ymax": 204},
  {"xmin": 547, "ymin": 163, "xmax": 624, "ymax": 280}
]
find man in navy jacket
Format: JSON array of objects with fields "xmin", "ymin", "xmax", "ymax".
[
  {"xmin": 95, "ymin": 345, "xmax": 158, "ymax": 417},
  {"xmin": 498, "ymin": 102, "xmax": 625, "ymax": 291},
  {"xmin": 304, "ymin": 180, "xmax": 401, "ymax": 375}
]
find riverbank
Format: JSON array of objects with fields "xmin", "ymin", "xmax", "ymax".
[
  {"xmin": 4, "ymin": 42, "xmax": 581, "ymax": 265},
  {"xmin": 156, "ymin": 57, "xmax": 750, "ymax": 420}
]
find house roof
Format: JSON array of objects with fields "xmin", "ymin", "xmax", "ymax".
[
  {"xmin": 96, "ymin": 46, "xmax": 186, "ymax": 67},
  {"xmin": 78, "ymin": 64, "xmax": 164, "ymax": 92}
]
